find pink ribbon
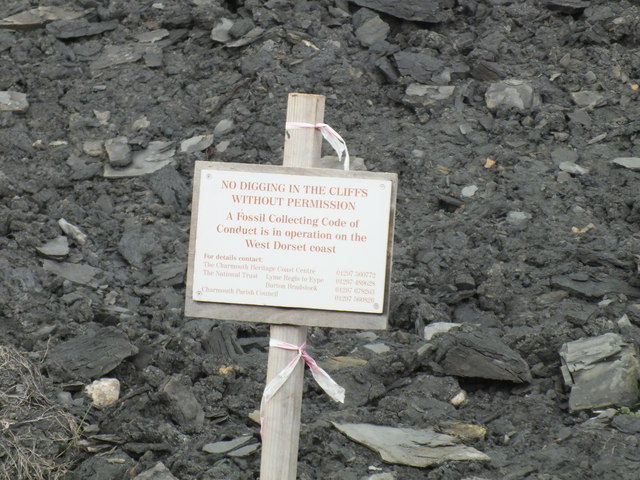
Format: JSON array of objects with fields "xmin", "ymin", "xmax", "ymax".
[
  {"xmin": 286, "ymin": 122, "xmax": 350, "ymax": 170},
  {"xmin": 260, "ymin": 338, "xmax": 345, "ymax": 435}
]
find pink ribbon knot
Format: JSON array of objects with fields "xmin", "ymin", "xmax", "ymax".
[
  {"xmin": 286, "ymin": 122, "xmax": 350, "ymax": 171},
  {"xmin": 260, "ymin": 338, "xmax": 345, "ymax": 435}
]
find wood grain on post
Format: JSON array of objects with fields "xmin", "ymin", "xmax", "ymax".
[{"xmin": 259, "ymin": 93, "xmax": 325, "ymax": 480}]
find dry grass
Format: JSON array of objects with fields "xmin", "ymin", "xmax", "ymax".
[{"xmin": 0, "ymin": 345, "xmax": 79, "ymax": 480}]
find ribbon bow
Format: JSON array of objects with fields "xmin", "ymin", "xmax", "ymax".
[
  {"xmin": 260, "ymin": 339, "xmax": 345, "ymax": 434},
  {"xmin": 286, "ymin": 122, "xmax": 350, "ymax": 171}
]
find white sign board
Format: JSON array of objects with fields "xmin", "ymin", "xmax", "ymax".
[{"xmin": 191, "ymin": 166, "xmax": 393, "ymax": 313}]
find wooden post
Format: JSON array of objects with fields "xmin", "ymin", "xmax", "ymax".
[{"xmin": 259, "ymin": 93, "xmax": 326, "ymax": 480}]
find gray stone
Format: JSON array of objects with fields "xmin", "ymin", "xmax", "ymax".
[
  {"xmin": 333, "ymin": 423, "xmax": 489, "ymax": 468},
  {"xmin": 103, "ymin": 141, "xmax": 175, "ymax": 177},
  {"xmin": 351, "ymin": 0, "xmax": 453, "ymax": 23},
  {"xmin": 506, "ymin": 211, "xmax": 532, "ymax": 225},
  {"xmin": 0, "ymin": 91, "xmax": 28, "ymax": 111},
  {"xmin": 161, "ymin": 374, "xmax": 205, "ymax": 433},
  {"xmin": 423, "ymin": 322, "xmax": 461, "ymax": 341},
  {"xmin": 149, "ymin": 165, "xmax": 190, "ymax": 209},
  {"xmin": 394, "ymin": 52, "xmax": 444, "ymax": 83},
  {"xmin": 45, "ymin": 19, "xmax": 117, "ymax": 39},
  {"xmin": 560, "ymin": 333, "xmax": 640, "ymax": 412},
  {"xmin": 571, "ymin": 90, "xmax": 606, "ymax": 109},
  {"xmin": 227, "ymin": 443, "xmax": 260, "ymax": 457},
  {"xmin": 117, "ymin": 230, "xmax": 160, "ymax": 267},
  {"xmin": 211, "ymin": 18, "xmax": 233, "ymax": 43},
  {"xmin": 355, "ymin": 15, "xmax": 389, "ymax": 46},
  {"xmin": 36, "ymin": 236, "xmax": 69, "ymax": 257},
  {"xmin": 42, "ymin": 259, "xmax": 101, "ymax": 287},
  {"xmin": 203, "ymin": 435, "xmax": 253, "ymax": 454},
  {"xmin": 559, "ymin": 161, "xmax": 589, "ymax": 175},
  {"xmin": 363, "ymin": 342, "xmax": 390, "ymax": 354},
  {"xmin": 214, "ymin": 119, "xmax": 234, "ymax": 135},
  {"xmin": 433, "ymin": 329, "xmax": 532, "ymax": 383},
  {"xmin": 551, "ymin": 274, "xmax": 640, "ymax": 299},
  {"xmin": 551, "ymin": 147, "xmax": 579, "ymax": 164},
  {"xmin": 136, "ymin": 29, "xmax": 170, "ymax": 43},
  {"xmin": 404, "ymin": 84, "xmax": 456, "ymax": 107},
  {"xmin": 180, "ymin": 134, "xmax": 214, "ymax": 153},
  {"xmin": 47, "ymin": 327, "xmax": 138, "ymax": 381},
  {"xmin": 133, "ymin": 462, "xmax": 178, "ymax": 480},
  {"xmin": 90, "ymin": 45, "xmax": 142, "ymax": 71},
  {"xmin": 105, "ymin": 136, "xmax": 131, "ymax": 167},
  {"xmin": 485, "ymin": 80, "xmax": 540, "ymax": 111},
  {"xmin": 612, "ymin": 157, "xmax": 640, "ymax": 171},
  {"xmin": 0, "ymin": 6, "xmax": 88, "ymax": 29}
]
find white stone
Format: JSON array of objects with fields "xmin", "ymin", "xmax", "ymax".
[
  {"xmin": 214, "ymin": 119, "xmax": 234, "ymax": 135},
  {"xmin": 85, "ymin": 378, "xmax": 120, "ymax": 407},
  {"xmin": 423, "ymin": 322, "xmax": 461, "ymax": 341},
  {"xmin": 461, "ymin": 185, "xmax": 478, "ymax": 197}
]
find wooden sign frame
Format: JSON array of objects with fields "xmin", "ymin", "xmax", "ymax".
[{"xmin": 185, "ymin": 161, "xmax": 397, "ymax": 330}]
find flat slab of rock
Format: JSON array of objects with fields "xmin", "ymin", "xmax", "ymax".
[
  {"xmin": 333, "ymin": 422, "xmax": 489, "ymax": 467},
  {"xmin": 350, "ymin": 0, "xmax": 453, "ymax": 23},
  {"xmin": 0, "ymin": 6, "xmax": 88, "ymax": 29},
  {"xmin": 161, "ymin": 374, "xmax": 205, "ymax": 433},
  {"xmin": 47, "ymin": 327, "xmax": 138, "ymax": 381},
  {"xmin": 42, "ymin": 259, "xmax": 101, "ymax": 287},
  {"xmin": 560, "ymin": 333, "xmax": 640, "ymax": 411},
  {"xmin": 551, "ymin": 274, "xmax": 640, "ymax": 299},
  {"xmin": 0, "ymin": 91, "xmax": 28, "ymax": 111},
  {"xmin": 104, "ymin": 141, "xmax": 175, "ymax": 177},
  {"xmin": 612, "ymin": 157, "xmax": 640, "ymax": 171},
  {"xmin": 485, "ymin": 79, "xmax": 540, "ymax": 111},
  {"xmin": 133, "ymin": 462, "xmax": 178, "ymax": 480},
  {"xmin": 433, "ymin": 329, "xmax": 532, "ymax": 383}
]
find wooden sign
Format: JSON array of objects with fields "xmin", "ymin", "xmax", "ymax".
[
  {"xmin": 184, "ymin": 93, "xmax": 397, "ymax": 480},
  {"xmin": 185, "ymin": 163, "xmax": 397, "ymax": 329}
]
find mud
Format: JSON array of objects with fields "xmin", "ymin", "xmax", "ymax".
[{"xmin": 2, "ymin": 0, "xmax": 640, "ymax": 479}]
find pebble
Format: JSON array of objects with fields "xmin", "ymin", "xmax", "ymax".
[
  {"xmin": 214, "ymin": 119, "xmax": 234, "ymax": 135},
  {"xmin": 83, "ymin": 140, "xmax": 103, "ymax": 157},
  {"xmin": 105, "ymin": 136, "xmax": 132, "ymax": 167},
  {"xmin": 0, "ymin": 90, "xmax": 28, "ymax": 111},
  {"xmin": 571, "ymin": 90, "xmax": 605, "ymax": 109},
  {"xmin": 485, "ymin": 80, "xmax": 539, "ymax": 111},
  {"xmin": 355, "ymin": 15, "xmax": 390, "ymax": 46},
  {"xmin": 58, "ymin": 218, "xmax": 87, "ymax": 245},
  {"xmin": 180, "ymin": 134, "xmax": 214, "ymax": 153},
  {"xmin": 612, "ymin": 157, "xmax": 640, "ymax": 171},
  {"xmin": 203, "ymin": 435, "xmax": 253, "ymax": 454},
  {"xmin": 559, "ymin": 161, "xmax": 589, "ymax": 175},
  {"xmin": 461, "ymin": 185, "xmax": 478, "ymax": 197},
  {"xmin": 210, "ymin": 18, "xmax": 233, "ymax": 43},
  {"xmin": 506, "ymin": 211, "xmax": 532, "ymax": 225},
  {"xmin": 36, "ymin": 236, "xmax": 69, "ymax": 257},
  {"xmin": 133, "ymin": 462, "xmax": 179, "ymax": 480},
  {"xmin": 85, "ymin": 378, "xmax": 120, "ymax": 407}
]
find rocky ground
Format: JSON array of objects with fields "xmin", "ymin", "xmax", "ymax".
[{"xmin": 2, "ymin": 0, "xmax": 640, "ymax": 479}]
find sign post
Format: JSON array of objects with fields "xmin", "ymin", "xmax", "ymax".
[
  {"xmin": 184, "ymin": 93, "xmax": 397, "ymax": 479},
  {"xmin": 260, "ymin": 93, "xmax": 322, "ymax": 480}
]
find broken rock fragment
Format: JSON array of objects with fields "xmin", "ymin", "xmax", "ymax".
[
  {"xmin": 161, "ymin": 374, "xmax": 205, "ymax": 433},
  {"xmin": 432, "ymin": 329, "xmax": 532, "ymax": 383},
  {"xmin": 333, "ymin": 423, "xmax": 489, "ymax": 467},
  {"xmin": 612, "ymin": 157, "xmax": 640, "ymax": 171},
  {"xmin": 350, "ymin": 0, "xmax": 454, "ymax": 23},
  {"xmin": 45, "ymin": 19, "xmax": 118, "ymax": 39},
  {"xmin": 47, "ymin": 327, "xmax": 138, "ymax": 381},
  {"xmin": 105, "ymin": 136, "xmax": 132, "ymax": 168},
  {"xmin": 0, "ymin": 6, "xmax": 88, "ymax": 29},
  {"xmin": 485, "ymin": 79, "xmax": 540, "ymax": 111},
  {"xmin": 560, "ymin": 333, "xmax": 640, "ymax": 411},
  {"xmin": 0, "ymin": 91, "xmax": 28, "ymax": 111}
]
